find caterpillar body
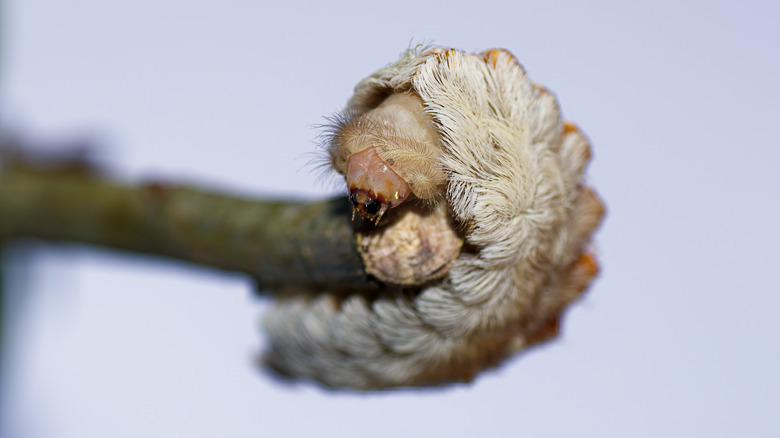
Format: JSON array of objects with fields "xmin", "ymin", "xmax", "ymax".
[{"xmin": 262, "ymin": 46, "xmax": 604, "ymax": 389}]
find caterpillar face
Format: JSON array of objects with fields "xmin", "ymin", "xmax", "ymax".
[
  {"xmin": 331, "ymin": 92, "xmax": 446, "ymax": 224},
  {"xmin": 346, "ymin": 146, "xmax": 411, "ymax": 223}
]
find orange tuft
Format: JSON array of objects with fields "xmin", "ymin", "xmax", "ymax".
[
  {"xmin": 481, "ymin": 48, "xmax": 519, "ymax": 67},
  {"xmin": 575, "ymin": 252, "xmax": 600, "ymax": 281},
  {"xmin": 433, "ymin": 48, "xmax": 460, "ymax": 67},
  {"xmin": 563, "ymin": 121, "xmax": 580, "ymax": 134},
  {"xmin": 563, "ymin": 122, "xmax": 592, "ymax": 162}
]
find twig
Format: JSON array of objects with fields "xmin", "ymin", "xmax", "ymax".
[{"xmin": 0, "ymin": 165, "xmax": 374, "ymax": 293}]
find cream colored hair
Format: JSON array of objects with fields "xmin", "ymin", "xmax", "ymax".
[{"xmin": 263, "ymin": 46, "xmax": 604, "ymax": 389}]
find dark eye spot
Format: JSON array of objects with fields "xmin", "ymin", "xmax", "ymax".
[{"xmin": 364, "ymin": 199, "xmax": 381, "ymax": 215}]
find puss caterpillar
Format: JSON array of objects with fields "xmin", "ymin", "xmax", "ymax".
[
  {"xmin": 263, "ymin": 46, "xmax": 604, "ymax": 389},
  {"xmin": 330, "ymin": 92, "xmax": 446, "ymax": 223}
]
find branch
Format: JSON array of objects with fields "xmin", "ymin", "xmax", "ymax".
[
  {"xmin": 0, "ymin": 46, "xmax": 605, "ymax": 389},
  {"xmin": 0, "ymin": 158, "xmax": 374, "ymax": 293}
]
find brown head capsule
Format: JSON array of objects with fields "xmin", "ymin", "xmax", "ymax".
[
  {"xmin": 346, "ymin": 146, "xmax": 411, "ymax": 223},
  {"xmin": 330, "ymin": 92, "xmax": 447, "ymax": 224}
]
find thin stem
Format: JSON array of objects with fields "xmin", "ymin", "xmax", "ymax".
[
  {"xmin": 0, "ymin": 245, "xmax": 5, "ymax": 378},
  {"xmin": 0, "ymin": 167, "xmax": 375, "ymax": 293}
]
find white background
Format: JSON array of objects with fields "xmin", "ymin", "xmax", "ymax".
[{"xmin": 2, "ymin": 1, "xmax": 779, "ymax": 437}]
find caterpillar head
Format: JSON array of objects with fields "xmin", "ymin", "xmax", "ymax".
[
  {"xmin": 346, "ymin": 146, "xmax": 411, "ymax": 224},
  {"xmin": 330, "ymin": 92, "xmax": 446, "ymax": 225}
]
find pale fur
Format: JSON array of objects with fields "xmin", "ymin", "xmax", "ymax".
[
  {"xmin": 335, "ymin": 115, "xmax": 445, "ymax": 199},
  {"xmin": 263, "ymin": 46, "xmax": 602, "ymax": 389}
]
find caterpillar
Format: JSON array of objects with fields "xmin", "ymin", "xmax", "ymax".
[{"xmin": 262, "ymin": 46, "xmax": 604, "ymax": 389}]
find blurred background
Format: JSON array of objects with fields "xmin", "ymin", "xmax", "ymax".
[{"xmin": 1, "ymin": 0, "xmax": 779, "ymax": 437}]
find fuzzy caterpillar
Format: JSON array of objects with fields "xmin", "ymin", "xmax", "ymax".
[{"xmin": 262, "ymin": 46, "xmax": 604, "ymax": 389}]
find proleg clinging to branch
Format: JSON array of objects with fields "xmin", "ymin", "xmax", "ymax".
[{"xmin": 262, "ymin": 46, "xmax": 605, "ymax": 389}]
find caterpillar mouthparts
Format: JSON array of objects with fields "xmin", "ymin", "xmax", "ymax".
[{"xmin": 346, "ymin": 146, "xmax": 411, "ymax": 224}]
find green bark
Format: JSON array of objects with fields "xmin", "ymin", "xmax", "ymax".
[{"xmin": 0, "ymin": 166, "xmax": 375, "ymax": 293}]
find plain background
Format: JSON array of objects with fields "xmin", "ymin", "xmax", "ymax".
[{"xmin": 2, "ymin": 1, "xmax": 779, "ymax": 437}]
